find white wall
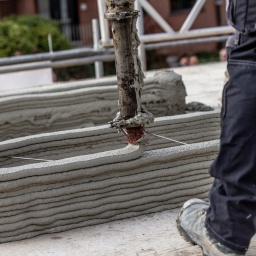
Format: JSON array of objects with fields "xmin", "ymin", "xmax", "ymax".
[{"xmin": 0, "ymin": 66, "xmax": 53, "ymax": 92}]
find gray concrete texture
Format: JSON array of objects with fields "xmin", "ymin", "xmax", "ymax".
[
  {"xmin": 0, "ymin": 70, "xmax": 186, "ymax": 141},
  {"xmin": 0, "ymin": 111, "xmax": 220, "ymax": 167},
  {"xmin": 1, "ymin": 209, "xmax": 255, "ymax": 256},
  {"xmin": 0, "ymin": 110, "xmax": 220, "ymax": 243},
  {"xmin": 0, "ymin": 62, "xmax": 240, "ymax": 254},
  {"xmin": 0, "ymin": 62, "xmax": 226, "ymax": 142}
]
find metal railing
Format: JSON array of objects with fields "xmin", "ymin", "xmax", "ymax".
[
  {"xmin": 0, "ymin": 46, "xmax": 114, "ymax": 74},
  {"xmin": 0, "ymin": 0, "xmax": 234, "ymax": 78},
  {"xmin": 97, "ymin": 0, "xmax": 234, "ymax": 71},
  {"xmin": 97, "ymin": 0, "xmax": 232, "ymax": 46},
  {"xmin": 60, "ymin": 23, "xmax": 93, "ymax": 48}
]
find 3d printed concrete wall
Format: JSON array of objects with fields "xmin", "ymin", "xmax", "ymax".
[
  {"xmin": 0, "ymin": 70, "xmax": 186, "ymax": 141},
  {"xmin": 0, "ymin": 111, "xmax": 220, "ymax": 243}
]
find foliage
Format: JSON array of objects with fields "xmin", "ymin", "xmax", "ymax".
[
  {"xmin": 54, "ymin": 64, "xmax": 95, "ymax": 81},
  {"xmin": 146, "ymin": 50, "xmax": 169, "ymax": 70},
  {"xmin": 197, "ymin": 51, "xmax": 219, "ymax": 63},
  {"xmin": 0, "ymin": 15, "xmax": 70, "ymax": 57}
]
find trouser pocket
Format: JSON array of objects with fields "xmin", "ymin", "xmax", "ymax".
[{"xmin": 227, "ymin": 0, "xmax": 256, "ymax": 34}]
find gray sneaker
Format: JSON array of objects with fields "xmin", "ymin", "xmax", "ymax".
[{"xmin": 176, "ymin": 198, "xmax": 245, "ymax": 256}]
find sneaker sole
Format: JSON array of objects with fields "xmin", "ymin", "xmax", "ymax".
[
  {"xmin": 177, "ymin": 221, "xmax": 210, "ymax": 256},
  {"xmin": 176, "ymin": 198, "xmax": 207, "ymax": 246},
  {"xmin": 176, "ymin": 217, "xmax": 196, "ymax": 246},
  {"xmin": 176, "ymin": 199, "xmax": 210, "ymax": 255}
]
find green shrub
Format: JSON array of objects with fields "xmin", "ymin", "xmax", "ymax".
[
  {"xmin": 0, "ymin": 15, "xmax": 70, "ymax": 57},
  {"xmin": 197, "ymin": 51, "xmax": 219, "ymax": 63},
  {"xmin": 54, "ymin": 64, "xmax": 95, "ymax": 81}
]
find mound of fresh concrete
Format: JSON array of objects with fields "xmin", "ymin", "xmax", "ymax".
[
  {"xmin": 0, "ymin": 111, "xmax": 220, "ymax": 243},
  {"xmin": 0, "ymin": 70, "xmax": 186, "ymax": 141}
]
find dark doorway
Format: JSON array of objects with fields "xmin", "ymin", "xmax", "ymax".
[
  {"xmin": 50, "ymin": 0, "xmax": 61, "ymax": 20},
  {"xmin": 48, "ymin": 0, "xmax": 79, "ymax": 40},
  {"xmin": 170, "ymin": 0, "xmax": 196, "ymax": 12}
]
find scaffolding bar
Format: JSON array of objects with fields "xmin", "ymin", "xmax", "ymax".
[
  {"xmin": 135, "ymin": 1, "xmax": 147, "ymax": 71},
  {"xmin": 138, "ymin": 0, "xmax": 174, "ymax": 33},
  {"xmin": 0, "ymin": 55, "xmax": 115, "ymax": 74},
  {"xmin": 0, "ymin": 48, "xmax": 113, "ymax": 66},
  {"xmin": 145, "ymin": 35, "xmax": 230, "ymax": 50},
  {"xmin": 93, "ymin": 19, "xmax": 104, "ymax": 78},
  {"xmin": 97, "ymin": 0, "xmax": 110, "ymax": 44},
  {"xmin": 180, "ymin": 0, "xmax": 207, "ymax": 33},
  {"xmin": 102, "ymin": 26, "xmax": 234, "ymax": 47}
]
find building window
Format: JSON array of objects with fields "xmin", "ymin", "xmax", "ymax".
[
  {"xmin": 37, "ymin": 0, "xmax": 50, "ymax": 19},
  {"xmin": 170, "ymin": 0, "xmax": 196, "ymax": 12},
  {"xmin": 37, "ymin": 0, "xmax": 79, "ymax": 41}
]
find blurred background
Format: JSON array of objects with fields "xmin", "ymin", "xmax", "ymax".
[{"xmin": 0, "ymin": 0, "xmax": 229, "ymax": 87}]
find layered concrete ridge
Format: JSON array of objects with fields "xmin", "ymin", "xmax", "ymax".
[
  {"xmin": 0, "ymin": 70, "xmax": 186, "ymax": 141},
  {"xmin": 0, "ymin": 111, "xmax": 220, "ymax": 167},
  {"xmin": 0, "ymin": 111, "xmax": 220, "ymax": 243}
]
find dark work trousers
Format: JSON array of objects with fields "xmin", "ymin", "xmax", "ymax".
[{"xmin": 205, "ymin": 31, "xmax": 256, "ymax": 253}]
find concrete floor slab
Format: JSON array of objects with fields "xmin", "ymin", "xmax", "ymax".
[
  {"xmin": 1, "ymin": 208, "xmax": 255, "ymax": 256},
  {"xmin": 172, "ymin": 62, "xmax": 227, "ymax": 108}
]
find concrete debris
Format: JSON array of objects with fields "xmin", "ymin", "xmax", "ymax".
[{"xmin": 186, "ymin": 101, "xmax": 214, "ymax": 112}]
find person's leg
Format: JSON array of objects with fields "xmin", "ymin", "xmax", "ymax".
[
  {"xmin": 177, "ymin": 1, "xmax": 256, "ymax": 253},
  {"xmin": 206, "ymin": 31, "xmax": 256, "ymax": 253},
  {"xmin": 177, "ymin": 31, "xmax": 256, "ymax": 256}
]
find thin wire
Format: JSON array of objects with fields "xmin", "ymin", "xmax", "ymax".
[
  {"xmin": 145, "ymin": 131, "xmax": 188, "ymax": 145},
  {"xmin": 9, "ymin": 156, "xmax": 53, "ymax": 162},
  {"xmin": 6, "ymin": 131, "xmax": 187, "ymax": 163}
]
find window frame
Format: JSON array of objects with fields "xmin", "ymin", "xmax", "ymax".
[{"xmin": 170, "ymin": 0, "xmax": 196, "ymax": 13}]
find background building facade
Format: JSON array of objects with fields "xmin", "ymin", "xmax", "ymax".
[{"xmin": 0, "ymin": 0, "xmax": 227, "ymax": 57}]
